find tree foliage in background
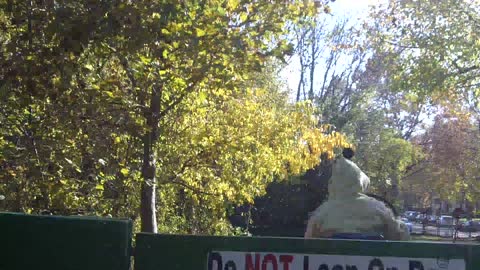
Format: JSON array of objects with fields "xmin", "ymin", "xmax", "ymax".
[
  {"xmin": 246, "ymin": 14, "xmax": 424, "ymax": 236},
  {"xmin": 368, "ymin": 0, "xmax": 480, "ymax": 117},
  {"xmin": 345, "ymin": 113, "xmax": 423, "ymax": 203},
  {"xmin": 249, "ymin": 0, "xmax": 480, "ymax": 233},
  {"xmin": 367, "ymin": 0, "xmax": 480, "ymax": 210},
  {"xmin": 421, "ymin": 105, "xmax": 480, "ymax": 206}
]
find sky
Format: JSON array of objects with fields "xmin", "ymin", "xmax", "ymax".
[{"xmin": 280, "ymin": 0, "xmax": 386, "ymax": 98}]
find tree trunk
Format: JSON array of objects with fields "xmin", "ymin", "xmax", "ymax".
[
  {"xmin": 297, "ymin": 55, "xmax": 305, "ymax": 102},
  {"xmin": 140, "ymin": 84, "xmax": 161, "ymax": 233},
  {"xmin": 308, "ymin": 20, "xmax": 316, "ymax": 100},
  {"xmin": 140, "ymin": 181, "xmax": 157, "ymax": 232}
]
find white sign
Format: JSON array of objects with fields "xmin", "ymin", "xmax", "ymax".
[{"xmin": 207, "ymin": 251, "xmax": 465, "ymax": 270}]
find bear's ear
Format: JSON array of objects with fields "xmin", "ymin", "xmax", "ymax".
[{"xmin": 342, "ymin": 148, "xmax": 354, "ymax": 159}]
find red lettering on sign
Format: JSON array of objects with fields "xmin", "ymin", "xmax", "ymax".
[
  {"xmin": 279, "ymin": 255, "xmax": 293, "ymax": 270},
  {"xmin": 245, "ymin": 253, "xmax": 260, "ymax": 270},
  {"xmin": 262, "ymin": 254, "xmax": 278, "ymax": 270}
]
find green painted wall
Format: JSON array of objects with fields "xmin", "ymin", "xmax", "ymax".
[
  {"xmin": 0, "ymin": 212, "xmax": 132, "ymax": 270},
  {"xmin": 135, "ymin": 234, "xmax": 480, "ymax": 270},
  {"xmin": 2, "ymin": 212, "xmax": 480, "ymax": 270}
]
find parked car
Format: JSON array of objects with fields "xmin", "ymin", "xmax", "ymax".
[
  {"xmin": 428, "ymin": 215, "xmax": 438, "ymax": 225},
  {"xmin": 416, "ymin": 214, "xmax": 430, "ymax": 223},
  {"xmin": 403, "ymin": 211, "xmax": 419, "ymax": 221},
  {"xmin": 437, "ymin": 215, "xmax": 454, "ymax": 226},
  {"xmin": 459, "ymin": 221, "xmax": 480, "ymax": 232},
  {"xmin": 401, "ymin": 217, "xmax": 413, "ymax": 233},
  {"xmin": 403, "ymin": 211, "xmax": 416, "ymax": 217}
]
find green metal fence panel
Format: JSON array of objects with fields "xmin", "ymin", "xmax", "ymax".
[
  {"xmin": 135, "ymin": 233, "xmax": 480, "ymax": 270},
  {"xmin": 0, "ymin": 212, "xmax": 132, "ymax": 270}
]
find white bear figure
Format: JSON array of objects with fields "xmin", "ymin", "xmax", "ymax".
[{"xmin": 304, "ymin": 157, "xmax": 410, "ymax": 241}]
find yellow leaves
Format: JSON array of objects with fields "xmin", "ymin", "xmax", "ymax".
[
  {"xmin": 139, "ymin": 55, "xmax": 152, "ymax": 65},
  {"xmin": 160, "ymin": 28, "xmax": 171, "ymax": 35},
  {"xmin": 275, "ymin": 105, "xmax": 349, "ymax": 177},
  {"xmin": 162, "ymin": 49, "xmax": 169, "ymax": 59},
  {"xmin": 239, "ymin": 12, "xmax": 248, "ymax": 22},
  {"xmin": 84, "ymin": 63, "xmax": 94, "ymax": 71},
  {"xmin": 7, "ymin": 169, "xmax": 16, "ymax": 177},
  {"xmin": 196, "ymin": 28, "xmax": 206, "ymax": 37},
  {"xmin": 159, "ymin": 70, "xmax": 168, "ymax": 76},
  {"xmin": 105, "ymin": 91, "xmax": 114, "ymax": 98},
  {"xmin": 120, "ymin": 168, "xmax": 129, "ymax": 176},
  {"xmin": 64, "ymin": 158, "xmax": 74, "ymax": 165},
  {"xmin": 227, "ymin": 0, "xmax": 240, "ymax": 10},
  {"xmin": 162, "ymin": 83, "xmax": 349, "ymax": 215},
  {"xmin": 197, "ymin": 91, "xmax": 208, "ymax": 103}
]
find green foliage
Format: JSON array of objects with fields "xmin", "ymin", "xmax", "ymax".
[
  {"xmin": 368, "ymin": 0, "xmax": 480, "ymax": 109},
  {"xmin": 367, "ymin": 0, "xmax": 480, "ymax": 207},
  {"xmin": 342, "ymin": 108, "xmax": 423, "ymax": 200}
]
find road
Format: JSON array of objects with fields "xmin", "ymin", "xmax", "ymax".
[{"xmin": 411, "ymin": 223, "xmax": 480, "ymax": 238}]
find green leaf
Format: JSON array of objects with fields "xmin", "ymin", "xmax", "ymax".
[
  {"xmin": 95, "ymin": 184, "xmax": 104, "ymax": 190},
  {"xmin": 217, "ymin": 7, "xmax": 226, "ymax": 16}
]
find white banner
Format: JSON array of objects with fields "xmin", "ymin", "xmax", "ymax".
[{"xmin": 207, "ymin": 251, "xmax": 465, "ymax": 270}]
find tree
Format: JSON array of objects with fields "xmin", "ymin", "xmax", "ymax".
[
  {"xmin": 423, "ymin": 105, "xmax": 480, "ymax": 206},
  {"xmin": 368, "ymin": 0, "xmax": 480, "ymax": 116},
  {"xmin": 246, "ymin": 12, "xmax": 433, "ymax": 236},
  {"xmin": 340, "ymin": 106, "xmax": 423, "ymax": 206},
  {"xmin": 364, "ymin": 0, "xmax": 480, "ymax": 211},
  {"xmin": 293, "ymin": 17, "xmax": 371, "ymax": 130},
  {"xmin": 1, "ymin": 0, "xmax": 349, "ymax": 234},
  {"xmin": 360, "ymin": 53, "xmax": 433, "ymax": 140},
  {"xmin": 114, "ymin": 0, "xmax": 318, "ymax": 233}
]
